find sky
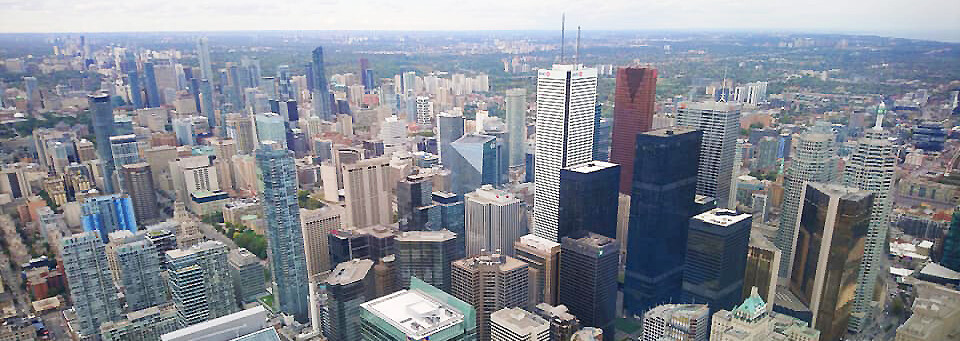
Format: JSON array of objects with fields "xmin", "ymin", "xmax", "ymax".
[{"xmin": 1, "ymin": 0, "xmax": 959, "ymax": 42}]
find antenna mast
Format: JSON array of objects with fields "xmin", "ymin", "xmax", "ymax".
[
  {"xmin": 560, "ymin": 13, "xmax": 565, "ymax": 64},
  {"xmin": 576, "ymin": 26, "xmax": 581, "ymax": 64}
]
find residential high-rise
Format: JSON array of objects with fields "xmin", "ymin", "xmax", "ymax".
[
  {"xmin": 789, "ymin": 183, "xmax": 872, "ymax": 341},
  {"xmin": 226, "ymin": 114, "xmax": 257, "ymax": 154},
  {"xmin": 534, "ymin": 64, "xmax": 597, "ymax": 242},
  {"xmin": 395, "ymin": 229, "xmax": 458, "ymax": 290},
  {"xmin": 359, "ymin": 277, "xmax": 477, "ymax": 341},
  {"xmin": 610, "ymin": 67, "xmax": 657, "ymax": 194},
  {"xmin": 312, "ymin": 47, "xmax": 333, "ymax": 120},
  {"xmin": 623, "ymin": 127, "xmax": 701, "ymax": 316},
  {"xmin": 675, "ymin": 102, "xmax": 739, "ymax": 209},
  {"xmin": 89, "ymin": 93, "xmax": 117, "ymax": 193},
  {"xmin": 397, "ymin": 173, "xmax": 439, "ymax": 231},
  {"xmin": 681, "ymin": 209, "xmax": 752, "ymax": 314},
  {"xmin": 115, "ymin": 238, "xmax": 166, "ymax": 311},
  {"xmin": 81, "ymin": 194, "xmax": 137, "ymax": 242},
  {"xmin": 775, "ymin": 129, "xmax": 834, "ymax": 278},
  {"xmin": 99, "ymin": 304, "xmax": 180, "ymax": 341},
  {"xmin": 449, "ymin": 134, "xmax": 500, "ymax": 195},
  {"xmin": 842, "ymin": 119, "xmax": 897, "ymax": 332},
  {"xmin": 741, "ymin": 230, "xmax": 780, "ymax": 311},
  {"xmin": 641, "ymin": 304, "xmax": 709, "ymax": 341},
  {"xmin": 465, "ymin": 185, "xmax": 525, "ymax": 256},
  {"xmin": 228, "ymin": 248, "xmax": 267, "ymax": 304},
  {"xmin": 301, "ymin": 205, "xmax": 343, "ymax": 277},
  {"xmin": 491, "ymin": 307, "xmax": 550, "ymax": 341},
  {"xmin": 416, "ymin": 96, "xmax": 434, "ymax": 127},
  {"xmin": 342, "ymin": 157, "xmax": 392, "ymax": 228},
  {"xmin": 506, "ymin": 88, "xmax": 527, "ymax": 168},
  {"xmin": 254, "ymin": 112, "xmax": 286, "ymax": 148},
  {"xmin": 557, "ymin": 233, "xmax": 619, "ymax": 341},
  {"xmin": 438, "ymin": 112, "xmax": 466, "ymax": 166},
  {"xmin": 60, "ymin": 232, "xmax": 122, "ymax": 337},
  {"xmin": 166, "ymin": 241, "xmax": 238, "ymax": 327},
  {"xmin": 451, "ymin": 253, "xmax": 530, "ymax": 341},
  {"xmin": 110, "ymin": 134, "xmax": 141, "ymax": 189},
  {"xmin": 558, "ymin": 161, "xmax": 619, "ymax": 239},
  {"xmin": 514, "ymin": 234, "xmax": 561, "ymax": 306},
  {"xmin": 710, "ymin": 287, "xmax": 820, "ymax": 341},
  {"xmin": 256, "ymin": 143, "xmax": 310, "ymax": 322},
  {"xmin": 120, "ymin": 163, "xmax": 159, "ymax": 225},
  {"xmin": 197, "ymin": 37, "xmax": 214, "ymax": 82},
  {"xmin": 322, "ymin": 258, "xmax": 375, "ymax": 341}
]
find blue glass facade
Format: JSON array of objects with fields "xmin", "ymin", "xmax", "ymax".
[
  {"xmin": 558, "ymin": 161, "xmax": 620, "ymax": 240},
  {"xmin": 88, "ymin": 93, "xmax": 116, "ymax": 193},
  {"xmin": 438, "ymin": 114, "xmax": 465, "ymax": 167},
  {"xmin": 256, "ymin": 144, "xmax": 310, "ymax": 322},
  {"xmin": 433, "ymin": 191, "xmax": 466, "ymax": 258},
  {"xmin": 623, "ymin": 127, "xmax": 702, "ymax": 317},
  {"xmin": 81, "ymin": 194, "xmax": 137, "ymax": 242},
  {"xmin": 448, "ymin": 134, "xmax": 498, "ymax": 196},
  {"xmin": 681, "ymin": 209, "xmax": 752, "ymax": 314},
  {"xmin": 127, "ymin": 71, "xmax": 144, "ymax": 109},
  {"xmin": 311, "ymin": 47, "xmax": 333, "ymax": 120},
  {"xmin": 143, "ymin": 62, "xmax": 161, "ymax": 107}
]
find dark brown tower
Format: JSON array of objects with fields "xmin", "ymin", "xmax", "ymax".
[{"xmin": 610, "ymin": 67, "xmax": 657, "ymax": 194}]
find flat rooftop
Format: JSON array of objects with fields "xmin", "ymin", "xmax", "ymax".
[
  {"xmin": 397, "ymin": 230, "xmax": 456, "ymax": 242},
  {"xmin": 643, "ymin": 125, "xmax": 699, "ymax": 137},
  {"xmin": 517, "ymin": 234, "xmax": 560, "ymax": 252},
  {"xmin": 324, "ymin": 259, "xmax": 374, "ymax": 286},
  {"xmin": 693, "ymin": 208, "xmax": 752, "ymax": 227},
  {"xmin": 361, "ymin": 289, "xmax": 464, "ymax": 339},
  {"xmin": 565, "ymin": 161, "xmax": 618, "ymax": 174},
  {"xmin": 491, "ymin": 307, "xmax": 548, "ymax": 334}
]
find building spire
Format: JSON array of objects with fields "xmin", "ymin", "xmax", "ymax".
[
  {"xmin": 874, "ymin": 101, "xmax": 886, "ymax": 130},
  {"xmin": 560, "ymin": 13, "xmax": 566, "ymax": 64},
  {"xmin": 575, "ymin": 26, "xmax": 581, "ymax": 64}
]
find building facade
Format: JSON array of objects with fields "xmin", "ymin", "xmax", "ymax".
[
  {"xmin": 609, "ymin": 67, "xmax": 657, "ymax": 194},
  {"xmin": 675, "ymin": 102, "xmax": 740, "ymax": 208}
]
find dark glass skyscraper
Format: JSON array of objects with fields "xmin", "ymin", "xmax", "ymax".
[
  {"xmin": 433, "ymin": 191, "xmax": 466, "ymax": 258},
  {"xmin": 311, "ymin": 47, "xmax": 333, "ymax": 120},
  {"xmin": 397, "ymin": 173, "xmax": 438, "ymax": 231},
  {"xmin": 942, "ymin": 207, "xmax": 960, "ymax": 272},
  {"xmin": 143, "ymin": 62, "xmax": 161, "ymax": 107},
  {"xmin": 558, "ymin": 161, "xmax": 620, "ymax": 240},
  {"xmin": 681, "ymin": 208, "xmax": 752, "ymax": 314},
  {"xmin": 438, "ymin": 113, "xmax": 465, "ymax": 166},
  {"xmin": 610, "ymin": 67, "xmax": 657, "ymax": 194},
  {"xmin": 448, "ymin": 134, "xmax": 499, "ymax": 196},
  {"xmin": 256, "ymin": 143, "xmax": 309, "ymax": 322},
  {"xmin": 127, "ymin": 70, "xmax": 144, "ymax": 109},
  {"xmin": 557, "ymin": 232, "xmax": 619, "ymax": 341},
  {"xmin": 623, "ymin": 127, "xmax": 701, "ymax": 317},
  {"xmin": 88, "ymin": 93, "xmax": 116, "ymax": 193}
]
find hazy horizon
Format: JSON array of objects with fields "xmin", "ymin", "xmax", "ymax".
[{"xmin": 2, "ymin": 0, "xmax": 958, "ymax": 43}]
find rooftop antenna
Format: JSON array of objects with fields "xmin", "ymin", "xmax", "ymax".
[
  {"xmin": 560, "ymin": 13, "xmax": 565, "ymax": 64},
  {"xmin": 576, "ymin": 26, "xmax": 581, "ymax": 64},
  {"xmin": 719, "ymin": 67, "xmax": 729, "ymax": 102}
]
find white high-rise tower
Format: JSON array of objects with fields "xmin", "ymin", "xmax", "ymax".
[
  {"xmin": 774, "ymin": 128, "xmax": 835, "ymax": 278},
  {"xmin": 533, "ymin": 64, "xmax": 597, "ymax": 242},
  {"xmin": 676, "ymin": 101, "xmax": 741, "ymax": 208},
  {"xmin": 843, "ymin": 104, "xmax": 895, "ymax": 333}
]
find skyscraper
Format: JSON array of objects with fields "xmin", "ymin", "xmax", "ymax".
[
  {"xmin": 256, "ymin": 143, "xmax": 310, "ymax": 322},
  {"xmin": 623, "ymin": 127, "xmax": 701, "ymax": 316},
  {"xmin": 449, "ymin": 134, "xmax": 500, "ymax": 195},
  {"xmin": 115, "ymin": 238, "xmax": 166, "ymax": 311},
  {"xmin": 438, "ymin": 112, "xmax": 466, "ymax": 166},
  {"xmin": 775, "ymin": 129, "xmax": 834, "ymax": 278},
  {"xmin": 741, "ymin": 230, "xmax": 781, "ymax": 311},
  {"xmin": 465, "ymin": 185, "xmax": 525, "ymax": 256},
  {"xmin": 127, "ymin": 70, "xmax": 144, "ymax": 109},
  {"xmin": 514, "ymin": 234, "xmax": 561, "ymax": 306},
  {"xmin": 789, "ymin": 183, "xmax": 873, "ymax": 341},
  {"xmin": 226, "ymin": 113, "xmax": 257, "ymax": 154},
  {"xmin": 843, "ymin": 118, "xmax": 897, "ymax": 332},
  {"xmin": 311, "ymin": 47, "xmax": 333, "ymax": 120},
  {"xmin": 199, "ymin": 79, "xmax": 215, "ymax": 128},
  {"xmin": 322, "ymin": 259, "xmax": 375, "ymax": 341},
  {"xmin": 641, "ymin": 304, "xmax": 709, "ymax": 341},
  {"xmin": 166, "ymin": 241, "xmax": 238, "ymax": 327},
  {"xmin": 395, "ymin": 229, "xmax": 458, "ymax": 290},
  {"xmin": 89, "ymin": 93, "xmax": 117, "ymax": 193},
  {"xmin": 416, "ymin": 96, "xmax": 434, "ymax": 127},
  {"xmin": 228, "ymin": 248, "xmax": 267, "ymax": 304},
  {"xmin": 119, "ymin": 163, "xmax": 159, "ymax": 225},
  {"xmin": 342, "ymin": 157, "xmax": 392, "ymax": 228},
  {"xmin": 143, "ymin": 62, "xmax": 161, "ymax": 107},
  {"xmin": 676, "ymin": 102, "xmax": 740, "ymax": 209},
  {"xmin": 558, "ymin": 161, "xmax": 620, "ymax": 239},
  {"xmin": 434, "ymin": 191, "xmax": 466, "ymax": 257},
  {"xmin": 491, "ymin": 307, "xmax": 550, "ymax": 341},
  {"xmin": 681, "ymin": 209, "xmax": 751, "ymax": 314},
  {"xmin": 610, "ymin": 67, "xmax": 657, "ymax": 194},
  {"xmin": 196, "ymin": 37, "xmax": 213, "ymax": 82},
  {"xmin": 534, "ymin": 64, "xmax": 597, "ymax": 242},
  {"xmin": 397, "ymin": 174, "xmax": 439, "ymax": 231},
  {"xmin": 942, "ymin": 208, "xmax": 960, "ymax": 272},
  {"xmin": 557, "ymin": 233, "xmax": 619, "ymax": 341},
  {"xmin": 451, "ymin": 253, "xmax": 530, "ymax": 341},
  {"xmin": 301, "ymin": 205, "xmax": 343, "ymax": 277},
  {"xmin": 254, "ymin": 112, "xmax": 287, "ymax": 148},
  {"xmin": 81, "ymin": 194, "xmax": 137, "ymax": 242},
  {"xmin": 60, "ymin": 232, "xmax": 122, "ymax": 337},
  {"xmin": 360, "ymin": 277, "xmax": 477, "ymax": 341},
  {"xmin": 505, "ymin": 88, "xmax": 527, "ymax": 168}
]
